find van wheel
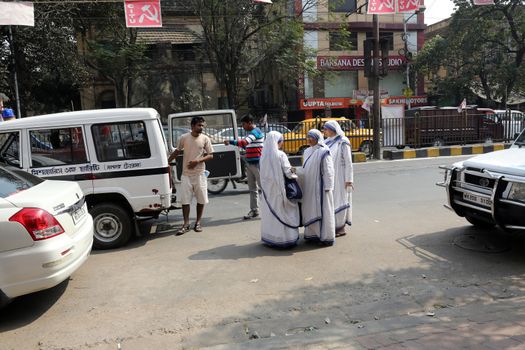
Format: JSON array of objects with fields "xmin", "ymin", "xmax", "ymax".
[{"xmin": 90, "ymin": 203, "xmax": 133, "ymax": 249}]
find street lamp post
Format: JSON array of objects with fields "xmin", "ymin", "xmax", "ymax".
[{"xmin": 402, "ymin": 6, "xmax": 425, "ymax": 110}]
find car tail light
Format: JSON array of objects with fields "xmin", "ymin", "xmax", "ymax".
[{"xmin": 9, "ymin": 208, "xmax": 65, "ymax": 241}]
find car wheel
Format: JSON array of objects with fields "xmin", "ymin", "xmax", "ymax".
[
  {"xmin": 90, "ymin": 203, "xmax": 133, "ymax": 249},
  {"xmin": 208, "ymin": 179, "xmax": 228, "ymax": 194},
  {"xmin": 359, "ymin": 141, "xmax": 372, "ymax": 157},
  {"xmin": 465, "ymin": 215, "xmax": 495, "ymax": 229}
]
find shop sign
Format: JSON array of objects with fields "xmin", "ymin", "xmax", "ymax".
[
  {"xmin": 388, "ymin": 95, "xmax": 428, "ymax": 106},
  {"xmin": 299, "ymin": 98, "xmax": 364, "ymax": 110},
  {"xmin": 124, "ymin": 0, "xmax": 162, "ymax": 28},
  {"xmin": 318, "ymin": 56, "xmax": 405, "ymax": 71},
  {"xmin": 353, "ymin": 89, "xmax": 389, "ymax": 100}
]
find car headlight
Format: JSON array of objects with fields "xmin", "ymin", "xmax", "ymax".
[{"xmin": 508, "ymin": 182, "xmax": 525, "ymax": 201}]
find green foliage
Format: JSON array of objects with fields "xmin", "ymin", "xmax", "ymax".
[
  {"xmin": 190, "ymin": 0, "xmax": 319, "ymax": 109},
  {"xmin": 0, "ymin": 3, "xmax": 89, "ymax": 115},
  {"xmin": 416, "ymin": 0, "xmax": 525, "ymax": 106},
  {"xmin": 76, "ymin": 3, "xmax": 151, "ymax": 107}
]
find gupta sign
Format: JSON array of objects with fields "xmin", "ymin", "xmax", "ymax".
[{"xmin": 318, "ymin": 56, "xmax": 406, "ymax": 71}]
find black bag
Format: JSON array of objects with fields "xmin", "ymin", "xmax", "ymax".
[{"xmin": 284, "ymin": 176, "xmax": 302, "ymax": 200}]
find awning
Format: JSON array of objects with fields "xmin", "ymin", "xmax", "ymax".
[{"xmin": 137, "ymin": 25, "xmax": 201, "ymax": 45}]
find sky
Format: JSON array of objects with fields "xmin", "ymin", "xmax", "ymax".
[{"xmin": 424, "ymin": 0, "xmax": 456, "ymax": 25}]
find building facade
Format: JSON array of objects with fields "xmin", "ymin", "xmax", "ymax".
[{"xmin": 295, "ymin": 0, "xmax": 427, "ymax": 121}]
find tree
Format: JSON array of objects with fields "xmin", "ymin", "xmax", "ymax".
[
  {"xmin": 74, "ymin": 3, "xmax": 151, "ymax": 108},
  {"xmin": 415, "ymin": 0, "xmax": 525, "ymax": 107},
  {"xmin": 0, "ymin": 3, "xmax": 89, "ymax": 116},
  {"xmin": 189, "ymin": 0, "xmax": 318, "ymax": 109}
]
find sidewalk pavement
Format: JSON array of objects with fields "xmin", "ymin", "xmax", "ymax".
[{"xmin": 202, "ymin": 295, "xmax": 525, "ymax": 350}]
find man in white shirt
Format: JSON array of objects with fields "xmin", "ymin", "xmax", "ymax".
[{"xmin": 169, "ymin": 116, "xmax": 214, "ymax": 235}]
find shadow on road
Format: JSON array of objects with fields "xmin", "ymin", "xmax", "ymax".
[
  {"xmin": 189, "ymin": 241, "xmax": 332, "ymax": 260},
  {"xmin": 0, "ymin": 279, "xmax": 69, "ymax": 332}
]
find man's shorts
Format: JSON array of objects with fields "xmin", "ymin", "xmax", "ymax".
[{"xmin": 180, "ymin": 173, "xmax": 208, "ymax": 205}]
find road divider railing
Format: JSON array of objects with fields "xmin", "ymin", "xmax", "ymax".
[{"xmin": 383, "ymin": 143, "xmax": 509, "ymax": 160}]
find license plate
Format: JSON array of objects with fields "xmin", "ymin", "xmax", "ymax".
[
  {"xmin": 463, "ymin": 192, "xmax": 492, "ymax": 207},
  {"xmin": 72, "ymin": 205, "xmax": 86, "ymax": 225}
]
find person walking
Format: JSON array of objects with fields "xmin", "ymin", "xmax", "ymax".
[
  {"xmin": 224, "ymin": 114, "xmax": 264, "ymax": 220},
  {"xmin": 302, "ymin": 129, "xmax": 336, "ymax": 246},
  {"xmin": 323, "ymin": 120, "xmax": 353, "ymax": 237},
  {"xmin": 259, "ymin": 131, "xmax": 300, "ymax": 248},
  {"xmin": 169, "ymin": 116, "xmax": 214, "ymax": 235}
]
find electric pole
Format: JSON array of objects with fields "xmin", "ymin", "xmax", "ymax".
[{"xmin": 372, "ymin": 14, "xmax": 381, "ymax": 160}]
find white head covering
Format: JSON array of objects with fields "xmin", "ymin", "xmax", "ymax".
[
  {"xmin": 307, "ymin": 129, "xmax": 325, "ymax": 146},
  {"xmin": 260, "ymin": 131, "xmax": 283, "ymax": 182},
  {"xmin": 323, "ymin": 120, "xmax": 350, "ymax": 146},
  {"xmin": 324, "ymin": 120, "xmax": 344, "ymax": 137}
]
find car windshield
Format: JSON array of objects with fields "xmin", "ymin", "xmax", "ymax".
[{"xmin": 0, "ymin": 166, "xmax": 43, "ymax": 198}]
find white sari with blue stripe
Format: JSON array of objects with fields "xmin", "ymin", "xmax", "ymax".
[
  {"xmin": 325, "ymin": 122, "xmax": 354, "ymax": 230},
  {"xmin": 302, "ymin": 142, "xmax": 335, "ymax": 244},
  {"xmin": 260, "ymin": 131, "xmax": 300, "ymax": 248}
]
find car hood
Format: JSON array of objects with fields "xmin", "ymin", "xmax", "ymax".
[
  {"xmin": 4, "ymin": 180, "xmax": 84, "ymax": 214},
  {"xmin": 460, "ymin": 149, "xmax": 525, "ymax": 177}
]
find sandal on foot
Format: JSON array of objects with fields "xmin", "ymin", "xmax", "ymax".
[
  {"xmin": 194, "ymin": 223, "xmax": 203, "ymax": 232},
  {"xmin": 175, "ymin": 225, "xmax": 190, "ymax": 236},
  {"xmin": 335, "ymin": 231, "xmax": 346, "ymax": 237}
]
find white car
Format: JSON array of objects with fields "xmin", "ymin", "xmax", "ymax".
[
  {"xmin": 0, "ymin": 165, "xmax": 93, "ymax": 305},
  {"xmin": 439, "ymin": 129, "xmax": 525, "ymax": 230}
]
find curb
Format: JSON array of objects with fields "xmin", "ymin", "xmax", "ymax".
[
  {"xmin": 289, "ymin": 152, "xmax": 367, "ymax": 167},
  {"xmin": 383, "ymin": 143, "xmax": 508, "ymax": 160}
]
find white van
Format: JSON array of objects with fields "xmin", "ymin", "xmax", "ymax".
[{"xmin": 0, "ymin": 108, "xmax": 172, "ymax": 249}]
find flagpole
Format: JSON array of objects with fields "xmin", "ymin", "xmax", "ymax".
[{"xmin": 8, "ymin": 26, "xmax": 21, "ymax": 119}]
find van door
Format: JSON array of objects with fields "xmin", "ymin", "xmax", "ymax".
[{"xmin": 168, "ymin": 110, "xmax": 242, "ymax": 182}]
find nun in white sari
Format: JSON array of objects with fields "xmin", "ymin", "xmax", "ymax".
[
  {"xmin": 302, "ymin": 129, "xmax": 336, "ymax": 245},
  {"xmin": 260, "ymin": 131, "xmax": 300, "ymax": 248},
  {"xmin": 323, "ymin": 120, "xmax": 354, "ymax": 237}
]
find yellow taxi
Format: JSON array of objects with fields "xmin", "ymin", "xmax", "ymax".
[{"xmin": 282, "ymin": 117, "xmax": 373, "ymax": 156}]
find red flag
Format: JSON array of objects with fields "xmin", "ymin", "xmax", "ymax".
[
  {"xmin": 367, "ymin": 0, "xmax": 396, "ymax": 14},
  {"xmin": 473, "ymin": 0, "xmax": 494, "ymax": 5},
  {"xmin": 397, "ymin": 0, "xmax": 420, "ymax": 13},
  {"xmin": 124, "ymin": 0, "xmax": 162, "ymax": 28}
]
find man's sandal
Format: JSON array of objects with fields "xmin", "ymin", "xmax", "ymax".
[
  {"xmin": 175, "ymin": 225, "xmax": 191, "ymax": 236},
  {"xmin": 194, "ymin": 223, "xmax": 203, "ymax": 232}
]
